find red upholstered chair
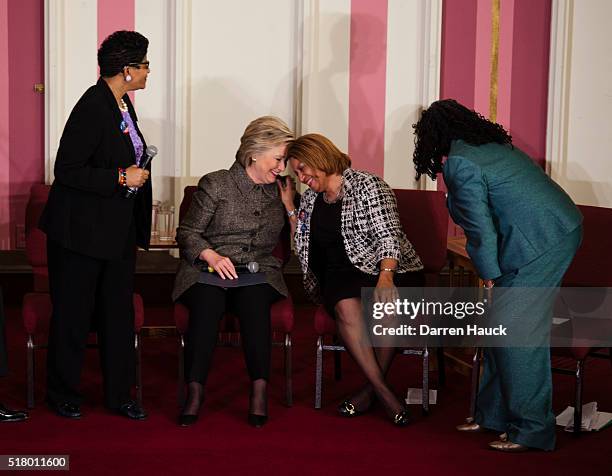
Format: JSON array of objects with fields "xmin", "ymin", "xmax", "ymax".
[
  {"xmin": 551, "ymin": 204, "xmax": 612, "ymax": 434},
  {"xmin": 314, "ymin": 189, "xmax": 449, "ymax": 413},
  {"xmin": 174, "ymin": 186, "xmax": 295, "ymax": 407},
  {"xmin": 22, "ymin": 184, "xmax": 145, "ymax": 408}
]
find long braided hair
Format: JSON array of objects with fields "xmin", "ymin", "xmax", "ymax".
[{"xmin": 412, "ymin": 99, "xmax": 512, "ymax": 180}]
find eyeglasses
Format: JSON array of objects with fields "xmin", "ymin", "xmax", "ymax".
[{"xmin": 128, "ymin": 61, "xmax": 150, "ymax": 70}]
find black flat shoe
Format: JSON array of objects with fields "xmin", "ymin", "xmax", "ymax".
[
  {"xmin": 117, "ymin": 401, "xmax": 147, "ymax": 420},
  {"xmin": 0, "ymin": 403, "xmax": 29, "ymax": 422},
  {"xmin": 248, "ymin": 413, "xmax": 268, "ymax": 428},
  {"xmin": 337, "ymin": 399, "xmax": 372, "ymax": 418},
  {"xmin": 178, "ymin": 414, "xmax": 199, "ymax": 427},
  {"xmin": 46, "ymin": 399, "xmax": 81, "ymax": 419},
  {"xmin": 393, "ymin": 409, "xmax": 410, "ymax": 427}
]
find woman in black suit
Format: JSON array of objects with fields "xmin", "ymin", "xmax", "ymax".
[{"xmin": 39, "ymin": 31, "xmax": 152, "ymax": 420}]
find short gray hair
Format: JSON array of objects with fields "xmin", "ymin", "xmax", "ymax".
[{"xmin": 235, "ymin": 116, "xmax": 294, "ymax": 167}]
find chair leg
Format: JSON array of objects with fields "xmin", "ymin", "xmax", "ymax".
[
  {"xmin": 422, "ymin": 347, "xmax": 430, "ymax": 415},
  {"xmin": 468, "ymin": 348, "xmax": 482, "ymax": 422},
  {"xmin": 135, "ymin": 333, "xmax": 143, "ymax": 407},
  {"xmin": 26, "ymin": 335, "xmax": 35, "ymax": 409},
  {"xmin": 178, "ymin": 334, "xmax": 185, "ymax": 407},
  {"xmin": 315, "ymin": 336, "xmax": 323, "ymax": 409},
  {"xmin": 436, "ymin": 347, "xmax": 446, "ymax": 387},
  {"xmin": 333, "ymin": 335, "xmax": 342, "ymax": 381},
  {"xmin": 284, "ymin": 333, "xmax": 293, "ymax": 407},
  {"xmin": 574, "ymin": 359, "xmax": 584, "ymax": 435}
]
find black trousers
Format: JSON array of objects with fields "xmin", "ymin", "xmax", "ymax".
[
  {"xmin": 180, "ymin": 283, "xmax": 281, "ymax": 384},
  {"xmin": 46, "ymin": 238, "xmax": 136, "ymax": 408}
]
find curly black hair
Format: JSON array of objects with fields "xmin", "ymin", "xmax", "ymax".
[
  {"xmin": 412, "ymin": 99, "xmax": 512, "ymax": 181},
  {"xmin": 98, "ymin": 30, "xmax": 149, "ymax": 77}
]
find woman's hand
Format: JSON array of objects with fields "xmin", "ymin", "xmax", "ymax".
[
  {"xmin": 373, "ymin": 272, "xmax": 399, "ymax": 306},
  {"xmin": 277, "ymin": 176, "xmax": 296, "ymax": 211},
  {"xmin": 199, "ymin": 248, "xmax": 238, "ymax": 280},
  {"xmin": 125, "ymin": 164, "xmax": 150, "ymax": 188}
]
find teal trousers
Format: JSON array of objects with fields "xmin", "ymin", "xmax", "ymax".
[{"xmin": 475, "ymin": 226, "xmax": 582, "ymax": 450}]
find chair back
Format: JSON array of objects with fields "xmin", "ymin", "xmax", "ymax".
[
  {"xmin": 178, "ymin": 186, "xmax": 198, "ymax": 224},
  {"xmin": 563, "ymin": 205, "xmax": 612, "ymax": 286},
  {"xmin": 393, "ymin": 189, "xmax": 448, "ymax": 277},
  {"xmin": 552, "ymin": 205, "xmax": 612, "ymax": 359},
  {"xmin": 179, "ymin": 185, "xmax": 291, "ymax": 265},
  {"xmin": 25, "ymin": 184, "xmax": 51, "ymax": 292}
]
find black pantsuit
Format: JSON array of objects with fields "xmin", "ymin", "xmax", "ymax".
[
  {"xmin": 39, "ymin": 78, "xmax": 151, "ymax": 409},
  {"xmin": 46, "ymin": 237, "xmax": 136, "ymax": 408},
  {"xmin": 181, "ymin": 283, "xmax": 280, "ymax": 384}
]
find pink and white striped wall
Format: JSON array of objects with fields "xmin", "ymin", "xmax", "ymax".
[
  {"xmin": 1, "ymin": 0, "xmax": 44, "ymax": 250},
  {"xmin": 307, "ymin": 0, "xmax": 551, "ymax": 186},
  {"xmin": 1, "ymin": 0, "xmax": 553, "ymax": 249},
  {"xmin": 441, "ymin": 0, "xmax": 551, "ymax": 165},
  {"xmin": 97, "ymin": 0, "xmax": 135, "ymax": 102},
  {"xmin": 440, "ymin": 0, "xmax": 551, "ymax": 235},
  {"xmin": 301, "ymin": 0, "xmax": 440, "ymax": 190},
  {"xmin": 0, "ymin": 0, "xmax": 136, "ymax": 250},
  {"xmin": 1, "ymin": 0, "xmax": 9, "ymax": 249}
]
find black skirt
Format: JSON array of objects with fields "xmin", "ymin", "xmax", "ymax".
[{"xmin": 309, "ymin": 194, "xmax": 424, "ymax": 317}]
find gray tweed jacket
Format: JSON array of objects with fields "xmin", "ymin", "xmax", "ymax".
[{"xmin": 172, "ymin": 161, "xmax": 288, "ymax": 301}]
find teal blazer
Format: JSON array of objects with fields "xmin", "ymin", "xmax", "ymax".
[{"xmin": 443, "ymin": 140, "xmax": 582, "ymax": 280}]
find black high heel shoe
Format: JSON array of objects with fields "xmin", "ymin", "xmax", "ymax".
[
  {"xmin": 178, "ymin": 383, "xmax": 204, "ymax": 427},
  {"xmin": 248, "ymin": 387, "xmax": 268, "ymax": 428},
  {"xmin": 392, "ymin": 408, "xmax": 410, "ymax": 427},
  {"xmin": 247, "ymin": 413, "xmax": 268, "ymax": 428},
  {"xmin": 337, "ymin": 399, "xmax": 371, "ymax": 418},
  {"xmin": 178, "ymin": 413, "xmax": 199, "ymax": 427}
]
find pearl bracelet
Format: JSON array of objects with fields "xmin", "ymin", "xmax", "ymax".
[{"xmin": 286, "ymin": 209, "xmax": 297, "ymax": 218}]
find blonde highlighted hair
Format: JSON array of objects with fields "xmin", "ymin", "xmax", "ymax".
[
  {"xmin": 235, "ymin": 116, "xmax": 295, "ymax": 167},
  {"xmin": 286, "ymin": 133, "xmax": 351, "ymax": 175}
]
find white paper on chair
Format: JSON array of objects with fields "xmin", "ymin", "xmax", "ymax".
[
  {"xmin": 405, "ymin": 388, "xmax": 437, "ymax": 405},
  {"xmin": 556, "ymin": 402, "xmax": 612, "ymax": 431}
]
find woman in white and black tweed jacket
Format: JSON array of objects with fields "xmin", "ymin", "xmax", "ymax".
[{"xmin": 279, "ymin": 133, "xmax": 424, "ymax": 426}]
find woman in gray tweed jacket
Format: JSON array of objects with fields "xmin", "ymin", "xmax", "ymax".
[
  {"xmin": 279, "ymin": 133, "xmax": 424, "ymax": 426},
  {"xmin": 173, "ymin": 116, "xmax": 294, "ymax": 428}
]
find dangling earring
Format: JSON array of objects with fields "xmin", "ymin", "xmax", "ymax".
[{"xmin": 125, "ymin": 74, "xmax": 132, "ymax": 82}]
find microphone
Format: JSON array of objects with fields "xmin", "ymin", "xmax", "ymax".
[
  {"xmin": 124, "ymin": 145, "xmax": 158, "ymax": 199},
  {"xmin": 207, "ymin": 261, "xmax": 260, "ymax": 274}
]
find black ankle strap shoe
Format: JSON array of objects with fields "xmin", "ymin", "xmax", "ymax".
[
  {"xmin": 393, "ymin": 409, "xmax": 410, "ymax": 427},
  {"xmin": 337, "ymin": 399, "xmax": 367, "ymax": 418}
]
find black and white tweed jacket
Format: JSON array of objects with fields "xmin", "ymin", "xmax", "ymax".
[{"xmin": 294, "ymin": 168, "xmax": 423, "ymax": 302}]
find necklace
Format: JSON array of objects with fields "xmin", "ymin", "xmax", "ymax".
[
  {"xmin": 323, "ymin": 176, "xmax": 344, "ymax": 204},
  {"xmin": 118, "ymin": 98, "xmax": 128, "ymax": 113}
]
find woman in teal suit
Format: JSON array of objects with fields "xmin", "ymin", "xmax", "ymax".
[{"xmin": 412, "ymin": 99, "xmax": 582, "ymax": 452}]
